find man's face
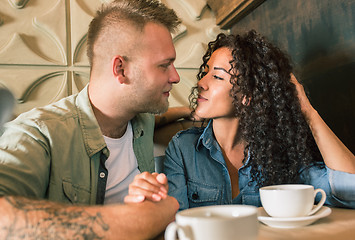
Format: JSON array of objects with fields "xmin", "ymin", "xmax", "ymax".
[{"xmin": 128, "ymin": 22, "xmax": 180, "ymax": 114}]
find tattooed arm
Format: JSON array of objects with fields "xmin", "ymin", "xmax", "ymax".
[{"xmin": 0, "ymin": 195, "xmax": 179, "ymax": 240}]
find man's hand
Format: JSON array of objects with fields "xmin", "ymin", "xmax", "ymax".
[{"xmin": 124, "ymin": 172, "xmax": 168, "ymax": 203}]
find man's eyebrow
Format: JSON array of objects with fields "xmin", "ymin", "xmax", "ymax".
[
  {"xmin": 214, "ymin": 67, "xmax": 231, "ymax": 75},
  {"xmin": 160, "ymin": 58, "xmax": 176, "ymax": 63}
]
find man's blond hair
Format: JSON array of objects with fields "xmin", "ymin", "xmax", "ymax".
[{"xmin": 86, "ymin": 0, "xmax": 181, "ymax": 68}]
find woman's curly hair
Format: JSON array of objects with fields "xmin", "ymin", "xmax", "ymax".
[{"xmin": 189, "ymin": 30, "xmax": 323, "ymax": 187}]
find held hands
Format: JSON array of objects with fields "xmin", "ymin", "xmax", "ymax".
[{"xmin": 124, "ymin": 172, "xmax": 168, "ymax": 203}]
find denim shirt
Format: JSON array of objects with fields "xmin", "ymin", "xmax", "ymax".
[
  {"xmin": 164, "ymin": 121, "xmax": 355, "ymax": 211},
  {"xmin": 0, "ymin": 85, "xmax": 155, "ymax": 204}
]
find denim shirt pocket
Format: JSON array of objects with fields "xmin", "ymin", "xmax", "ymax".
[
  {"xmin": 241, "ymin": 192, "xmax": 262, "ymax": 207},
  {"xmin": 187, "ymin": 180, "xmax": 221, "ymax": 208},
  {"xmin": 62, "ymin": 178, "xmax": 91, "ymax": 204}
]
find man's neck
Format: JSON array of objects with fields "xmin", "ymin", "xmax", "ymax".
[
  {"xmin": 88, "ymin": 81, "xmax": 137, "ymax": 138},
  {"xmin": 92, "ymin": 105, "xmax": 133, "ymax": 138}
]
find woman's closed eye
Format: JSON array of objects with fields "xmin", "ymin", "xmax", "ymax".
[{"xmin": 213, "ymin": 74, "xmax": 224, "ymax": 80}]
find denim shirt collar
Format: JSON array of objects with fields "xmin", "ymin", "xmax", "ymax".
[
  {"xmin": 196, "ymin": 119, "xmax": 251, "ymax": 167},
  {"xmin": 196, "ymin": 120, "xmax": 216, "ymax": 150}
]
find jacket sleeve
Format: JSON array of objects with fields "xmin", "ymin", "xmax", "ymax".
[
  {"xmin": 164, "ymin": 134, "xmax": 189, "ymax": 211},
  {"xmin": 0, "ymin": 118, "xmax": 50, "ymax": 198},
  {"xmin": 299, "ymin": 163, "xmax": 355, "ymax": 209}
]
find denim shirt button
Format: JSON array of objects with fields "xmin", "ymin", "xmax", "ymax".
[{"xmin": 192, "ymin": 193, "xmax": 199, "ymax": 200}]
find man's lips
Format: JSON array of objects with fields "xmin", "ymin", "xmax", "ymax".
[{"xmin": 163, "ymin": 90, "xmax": 171, "ymax": 97}]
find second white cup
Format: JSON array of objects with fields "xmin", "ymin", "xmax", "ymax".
[
  {"xmin": 259, "ymin": 184, "xmax": 326, "ymax": 218},
  {"xmin": 164, "ymin": 205, "xmax": 259, "ymax": 240}
]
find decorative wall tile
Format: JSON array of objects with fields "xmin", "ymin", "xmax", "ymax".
[
  {"xmin": 8, "ymin": 0, "xmax": 30, "ymax": 9},
  {"xmin": 0, "ymin": 0, "xmax": 225, "ymax": 114},
  {"xmin": 33, "ymin": 0, "xmax": 67, "ymax": 65}
]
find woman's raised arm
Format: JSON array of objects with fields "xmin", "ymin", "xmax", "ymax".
[{"xmin": 291, "ymin": 74, "xmax": 355, "ymax": 173}]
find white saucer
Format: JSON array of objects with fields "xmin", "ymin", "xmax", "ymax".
[{"xmin": 258, "ymin": 206, "xmax": 331, "ymax": 228}]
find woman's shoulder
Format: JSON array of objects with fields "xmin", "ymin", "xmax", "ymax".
[
  {"xmin": 170, "ymin": 126, "xmax": 205, "ymax": 145},
  {"xmin": 174, "ymin": 126, "xmax": 205, "ymax": 137}
]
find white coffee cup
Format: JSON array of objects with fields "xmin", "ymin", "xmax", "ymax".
[
  {"xmin": 259, "ymin": 184, "xmax": 326, "ymax": 218},
  {"xmin": 164, "ymin": 205, "xmax": 259, "ymax": 240}
]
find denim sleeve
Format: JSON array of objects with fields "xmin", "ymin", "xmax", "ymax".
[
  {"xmin": 164, "ymin": 135, "xmax": 189, "ymax": 211},
  {"xmin": 327, "ymin": 167, "xmax": 355, "ymax": 208},
  {"xmin": 300, "ymin": 164, "xmax": 355, "ymax": 209}
]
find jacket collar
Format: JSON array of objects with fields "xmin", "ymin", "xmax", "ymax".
[
  {"xmin": 196, "ymin": 119, "xmax": 251, "ymax": 166},
  {"xmin": 75, "ymin": 85, "xmax": 145, "ymax": 158}
]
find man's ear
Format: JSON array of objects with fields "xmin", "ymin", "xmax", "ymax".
[{"xmin": 112, "ymin": 55, "xmax": 127, "ymax": 84}]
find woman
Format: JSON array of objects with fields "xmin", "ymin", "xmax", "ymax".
[{"xmin": 125, "ymin": 30, "xmax": 355, "ymax": 210}]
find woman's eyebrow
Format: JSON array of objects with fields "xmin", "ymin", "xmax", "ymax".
[{"xmin": 214, "ymin": 67, "xmax": 231, "ymax": 75}]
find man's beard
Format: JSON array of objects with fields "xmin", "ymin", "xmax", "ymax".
[{"xmin": 145, "ymin": 98, "xmax": 169, "ymax": 114}]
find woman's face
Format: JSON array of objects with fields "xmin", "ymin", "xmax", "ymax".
[{"xmin": 195, "ymin": 47, "xmax": 235, "ymax": 119}]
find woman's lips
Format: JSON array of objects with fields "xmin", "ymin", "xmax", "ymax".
[{"xmin": 197, "ymin": 95, "xmax": 207, "ymax": 102}]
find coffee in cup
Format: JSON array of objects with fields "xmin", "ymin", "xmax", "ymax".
[
  {"xmin": 164, "ymin": 205, "xmax": 258, "ymax": 240},
  {"xmin": 259, "ymin": 184, "xmax": 326, "ymax": 218}
]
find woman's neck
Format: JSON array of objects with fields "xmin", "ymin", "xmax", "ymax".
[
  {"xmin": 212, "ymin": 118, "xmax": 245, "ymax": 198},
  {"xmin": 212, "ymin": 118, "xmax": 243, "ymax": 151},
  {"xmin": 212, "ymin": 118, "xmax": 246, "ymax": 168}
]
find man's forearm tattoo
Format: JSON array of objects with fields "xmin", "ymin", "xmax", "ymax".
[{"xmin": 2, "ymin": 196, "xmax": 109, "ymax": 239}]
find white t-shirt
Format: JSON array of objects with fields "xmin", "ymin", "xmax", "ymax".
[{"xmin": 103, "ymin": 121, "xmax": 140, "ymax": 204}]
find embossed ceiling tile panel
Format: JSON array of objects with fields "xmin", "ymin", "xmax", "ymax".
[
  {"xmin": 8, "ymin": 0, "xmax": 30, "ymax": 9},
  {"xmin": 163, "ymin": 0, "xmax": 228, "ymax": 69},
  {"xmin": 0, "ymin": 0, "xmax": 63, "ymax": 65},
  {"xmin": 169, "ymin": 69, "xmax": 198, "ymax": 107},
  {"xmin": 71, "ymin": 0, "xmax": 101, "ymax": 66},
  {"xmin": 175, "ymin": 42, "xmax": 207, "ymax": 68},
  {"xmin": 0, "ymin": 33, "xmax": 55, "ymax": 65},
  {"xmin": 175, "ymin": 0, "xmax": 207, "ymax": 20},
  {"xmin": 71, "ymin": 70, "xmax": 90, "ymax": 94},
  {"xmin": 33, "ymin": 0, "xmax": 67, "ymax": 65},
  {"xmin": 0, "ymin": 68, "xmax": 68, "ymax": 116},
  {"xmin": 0, "ymin": 68, "xmax": 68, "ymax": 104}
]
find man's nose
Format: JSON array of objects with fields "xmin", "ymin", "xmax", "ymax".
[{"xmin": 169, "ymin": 65, "xmax": 180, "ymax": 84}]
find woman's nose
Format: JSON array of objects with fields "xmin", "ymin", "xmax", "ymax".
[{"xmin": 198, "ymin": 76, "xmax": 208, "ymax": 90}]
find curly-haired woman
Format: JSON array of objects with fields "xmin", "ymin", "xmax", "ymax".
[{"xmin": 125, "ymin": 30, "xmax": 355, "ymax": 210}]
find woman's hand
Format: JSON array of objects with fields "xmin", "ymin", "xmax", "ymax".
[
  {"xmin": 290, "ymin": 73, "xmax": 355, "ymax": 173},
  {"xmin": 124, "ymin": 172, "xmax": 168, "ymax": 203},
  {"xmin": 290, "ymin": 73, "xmax": 315, "ymax": 119}
]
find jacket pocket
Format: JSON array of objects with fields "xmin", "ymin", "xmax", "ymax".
[
  {"xmin": 241, "ymin": 192, "xmax": 262, "ymax": 207},
  {"xmin": 187, "ymin": 180, "xmax": 221, "ymax": 208},
  {"xmin": 62, "ymin": 178, "xmax": 91, "ymax": 204}
]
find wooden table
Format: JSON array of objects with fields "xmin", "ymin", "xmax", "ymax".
[{"xmin": 258, "ymin": 207, "xmax": 355, "ymax": 240}]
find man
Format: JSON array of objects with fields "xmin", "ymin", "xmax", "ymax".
[{"xmin": 0, "ymin": 0, "xmax": 182, "ymax": 238}]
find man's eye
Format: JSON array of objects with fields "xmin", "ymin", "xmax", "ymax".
[{"xmin": 160, "ymin": 64, "xmax": 170, "ymax": 69}]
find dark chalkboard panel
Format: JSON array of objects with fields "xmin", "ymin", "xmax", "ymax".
[{"xmin": 231, "ymin": 0, "xmax": 355, "ymax": 153}]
